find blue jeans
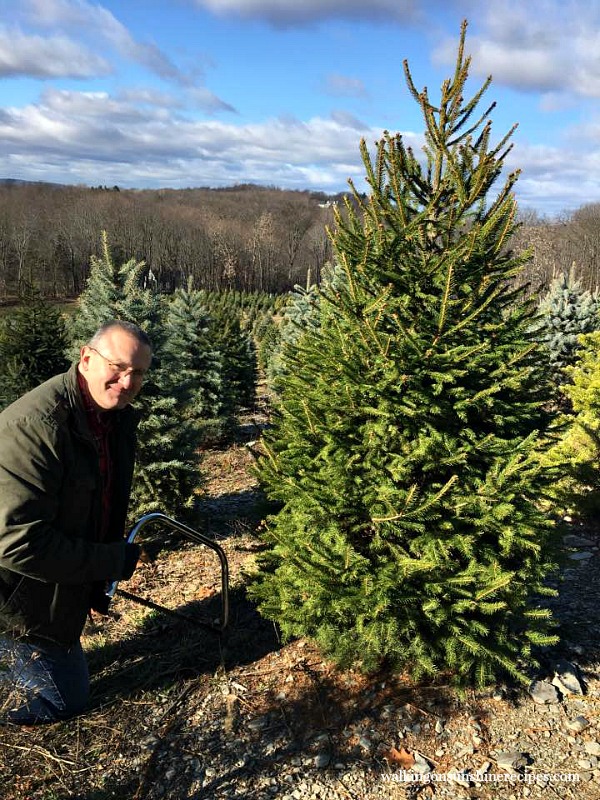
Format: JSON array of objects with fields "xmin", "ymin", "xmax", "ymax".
[{"xmin": 0, "ymin": 637, "xmax": 89, "ymax": 724}]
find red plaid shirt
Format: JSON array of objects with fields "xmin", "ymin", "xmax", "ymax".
[{"xmin": 77, "ymin": 371, "xmax": 114, "ymax": 541}]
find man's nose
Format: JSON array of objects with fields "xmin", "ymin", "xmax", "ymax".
[{"xmin": 118, "ymin": 372, "xmax": 133, "ymax": 389}]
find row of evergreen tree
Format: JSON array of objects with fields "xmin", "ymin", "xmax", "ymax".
[{"xmin": 0, "ymin": 233, "xmax": 278, "ymax": 521}]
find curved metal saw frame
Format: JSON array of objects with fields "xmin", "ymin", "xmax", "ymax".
[{"xmin": 105, "ymin": 512, "xmax": 229, "ymax": 632}]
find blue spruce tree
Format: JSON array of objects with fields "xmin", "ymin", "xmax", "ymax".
[
  {"xmin": 161, "ymin": 279, "xmax": 224, "ymax": 446},
  {"xmin": 70, "ymin": 231, "xmax": 200, "ymax": 520},
  {"xmin": 536, "ymin": 267, "xmax": 599, "ymax": 386}
]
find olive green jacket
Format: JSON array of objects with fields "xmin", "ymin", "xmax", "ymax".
[{"xmin": 0, "ymin": 364, "xmax": 139, "ymax": 646}]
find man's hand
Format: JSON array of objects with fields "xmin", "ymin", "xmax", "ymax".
[
  {"xmin": 89, "ymin": 581, "xmax": 111, "ymax": 614},
  {"xmin": 138, "ymin": 540, "xmax": 162, "ymax": 564}
]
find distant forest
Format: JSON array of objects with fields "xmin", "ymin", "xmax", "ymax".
[{"xmin": 1, "ymin": 180, "xmax": 599, "ymax": 299}]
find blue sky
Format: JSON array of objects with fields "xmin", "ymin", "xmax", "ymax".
[{"xmin": 1, "ymin": 0, "xmax": 599, "ymax": 217}]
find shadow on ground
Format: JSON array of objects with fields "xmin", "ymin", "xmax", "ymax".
[{"xmin": 87, "ymin": 585, "xmax": 281, "ymax": 709}]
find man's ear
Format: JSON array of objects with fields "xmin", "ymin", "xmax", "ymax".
[{"xmin": 79, "ymin": 346, "xmax": 91, "ymax": 372}]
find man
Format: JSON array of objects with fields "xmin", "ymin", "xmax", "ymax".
[{"xmin": 0, "ymin": 319, "xmax": 153, "ymax": 724}]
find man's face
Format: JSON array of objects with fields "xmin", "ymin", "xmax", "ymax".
[{"xmin": 78, "ymin": 328, "xmax": 152, "ymax": 411}]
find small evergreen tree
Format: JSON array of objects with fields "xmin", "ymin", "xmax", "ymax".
[
  {"xmin": 67, "ymin": 231, "xmax": 164, "ymax": 358},
  {"xmin": 161, "ymin": 279, "xmax": 224, "ymax": 445},
  {"xmin": 208, "ymin": 307, "xmax": 257, "ymax": 430},
  {"xmin": 265, "ymin": 282, "xmax": 321, "ymax": 392},
  {"xmin": 542, "ymin": 329, "xmax": 600, "ymax": 518},
  {"xmin": 196, "ymin": 290, "xmax": 259, "ymax": 423},
  {"xmin": 249, "ymin": 23, "xmax": 560, "ymax": 687},
  {"xmin": 535, "ymin": 267, "xmax": 599, "ymax": 386},
  {"xmin": 266, "ymin": 263, "xmax": 348, "ymax": 393},
  {"xmin": 0, "ymin": 285, "xmax": 69, "ymax": 409},
  {"xmin": 255, "ymin": 314, "xmax": 280, "ymax": 373},
  {"xmin": 70, "ymin": 231, "xmax": 200, "ymax": 521}
]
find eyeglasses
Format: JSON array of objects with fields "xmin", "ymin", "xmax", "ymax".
[{"xmin": 89, "ymin": 347, "xmax": 148, "ymax": 380}]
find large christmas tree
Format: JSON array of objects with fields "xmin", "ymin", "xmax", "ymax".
[{"xmin": 249, "ymin": 23, "xmax": 560, "ymax": 687}]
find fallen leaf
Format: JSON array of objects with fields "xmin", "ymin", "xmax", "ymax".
[{"xmin": 385, "ymin": 746, "xmax": 415, "ymax": 769}]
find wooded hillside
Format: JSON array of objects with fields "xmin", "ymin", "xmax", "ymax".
[{"xmin": 1, "ymin": 180, "xmax": 600, "ymax": 298}]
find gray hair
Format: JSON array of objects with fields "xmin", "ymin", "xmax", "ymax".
[{"xmin": 88, "ymin": 320, "xmax": 152, "ymax": 351}]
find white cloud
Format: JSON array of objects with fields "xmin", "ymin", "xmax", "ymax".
[
  {"xmin": 1, "ymin": 84, "xmax": 596, "ymax": 215},
  {"xmin": 434, "ymin": 1, "xmax": 600, "ymax": 99},
  {"xmin": 330, "ymin": 110, "xmax": 369, "ymax": 130},
  {"xmin": 191, "ymin": 0, "xmax": 419, "ymax": 26},
  {"xmin": 187, "ymin": 87, "xmax": 238, "ymax": 114},
  {"xmin": 0, "ymin": 26, "xmax": 110, "ymax": 78},
  {"xmin": 1, "ymin": 84, "xmax": 597, "ymax": 216},
  {"xmin": 40, "ymin": 88, "xmax": 154, "ymax": 122},
  {"xmin": 23, "ymin": 0, "xmax": 192, "ymax": 85},
  {"xmin": 118, "ymin": 89, "xmax": 183, "ymax": 109},
  {"xmin": 451, "ymin": 38, "xmax": 565, "ymax": 92},
  {"xmin": 509, "ymin": 140, "xmax": 600, "ymax": 214},
  {"xmin": 2, "ymin": 0, "xmax": 600, "ymax": 215},
  {"xmin": 23, "ymin": 0, "xmax": 98, "ymax": 27},
  {"xmin": 0, "ymin": 90, "xmax": 394, "ymax": 190}
]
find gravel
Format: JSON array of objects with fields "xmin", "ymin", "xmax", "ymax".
[{"xmin": 131, "ymin": 526, "xmax": 600, "ymax": 800}]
